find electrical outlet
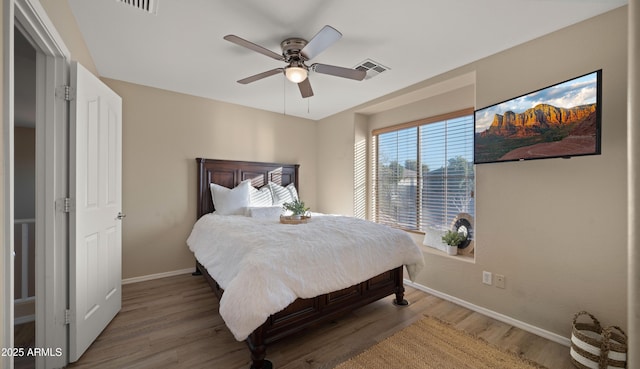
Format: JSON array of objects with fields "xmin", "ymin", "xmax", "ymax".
[
  {"xmin": 495, "ymin": 274, "xmax": 506, "ymax": 289},
  {"xmin": 482, "ymin": 271, "xmax": 492, "ymax": 285}
]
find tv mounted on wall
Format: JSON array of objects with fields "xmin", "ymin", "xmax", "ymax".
[{"xmin": 474, "ymin": 70, "xmax": 602, "ymax": 164}]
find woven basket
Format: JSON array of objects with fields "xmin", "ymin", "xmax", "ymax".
[{"xmin": 570, "ymin": 311, "xmax": 627, "ymax": 369}]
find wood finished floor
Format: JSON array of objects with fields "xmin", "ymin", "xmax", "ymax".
[
  {"xmin": 65, "ymin": 273, "xmax": 574, "ymax": 369},
  {"xmin": 14, "ymin": 321, "xmax": 35, "ymax": 369}
]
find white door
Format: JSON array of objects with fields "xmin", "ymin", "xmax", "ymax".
[{"xmin": 69, "ymin": 61, "xmax": 123, "ymax": 362}]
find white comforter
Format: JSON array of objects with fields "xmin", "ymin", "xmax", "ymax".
[{"xmin": 186, "ymin": 213, "xmax": 424, "ymax": 341}]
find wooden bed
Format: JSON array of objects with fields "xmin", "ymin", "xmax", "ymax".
[{"xmin": 192, "ymin": 158, "xmax": 407, "ymax": 369}]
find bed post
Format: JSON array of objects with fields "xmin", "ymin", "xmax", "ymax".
[
  {"xmin": 247, "ymin": 328, "xmax": 272, "ymax": 369},
  {"xmin": 193, "ymin": 158, "xmax": 208, "ymax": 277},
  {"xmin": 392, "ymin": 267, "xmax": 409, "ymax": 306}
]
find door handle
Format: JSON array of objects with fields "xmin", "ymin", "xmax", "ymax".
[{"xmin": 116, "ymin": 212, "xmax": 126, "ymax": 220}]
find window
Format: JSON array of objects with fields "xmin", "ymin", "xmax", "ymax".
[{"xmin": 373, "ymin": 108, "xmax": 475, "ymax": 237}]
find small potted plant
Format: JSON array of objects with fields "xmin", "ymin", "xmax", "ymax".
[
  {"xmin": 441, "ymin": 230, "xmax": 466, "ymax": 256},
  {"xmin": 282, "ymin": 199, "xmax": 310, "ymax": 219}
]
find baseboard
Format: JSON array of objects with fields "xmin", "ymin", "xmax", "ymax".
[
  {"xmin": 404, "ymin": 279, "xmax": 571, "ymax": 347},
  {"xmin": 122, "ymin": 268, "xmax": 194, "ymax": 285}
]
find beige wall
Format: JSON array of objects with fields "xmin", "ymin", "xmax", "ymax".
[
  {"xmin": 101, "ymin": 79, "xmax": 317, "ymax": 278},
  {"xmin": 315, "ymin": 113, "xmax": 358, "ymax": 215},
  {"xmin": 367, "ymin": 86, "xmax": 475, "ymax": 131},
  {"xmin": 317, "ymin": 7, "xmax": 629, "ymax": 338},
  {"xmin": 470, "ymin": 7, "xmax": 627, "ymax": 337}
]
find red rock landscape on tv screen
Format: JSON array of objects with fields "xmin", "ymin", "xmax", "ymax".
[{"xmin": 474, "ymin": 71, "xmax": 601, "ymax": 164}]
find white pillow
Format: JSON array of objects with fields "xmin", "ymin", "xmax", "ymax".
[
  {"xmin": 268, "ymin": 182, "xmax": 299, "ymax": 205},
  {"xmin": 210, "ymin": 180, "xmax": 251, "ymax": 215},
  {"xmin": 249, "ymin": 186, "xmax": 273, "ymax": 207},
  {"xmin": 245, "ymin": 206, "xmax": 282, "ymax": 219}
]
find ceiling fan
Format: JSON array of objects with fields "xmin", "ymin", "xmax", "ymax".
[{"xmin": 223, "ymin": 25, "xmax": 366, "ymax": 98}]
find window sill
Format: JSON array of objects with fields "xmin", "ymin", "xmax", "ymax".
[
  {"xmin": 406, "ymin": 232, "xmax": 475, "ymax": 263},
  {"xmin": 420, "ymin": 244, "xmax": 475, "ymax": 263}
]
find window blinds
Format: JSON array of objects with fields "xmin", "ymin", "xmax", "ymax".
[{"xmin": 374, "ymin": 109, "xmax": 474, "ymax": 233}]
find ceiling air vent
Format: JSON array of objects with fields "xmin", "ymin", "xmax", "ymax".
[
  {"xmin": 116, "ymin": 0, "xmax": 159, "ymax": 15},
  {"xmin": 353, "ymin": 59, "xmax": 390, "ymax": 80}
]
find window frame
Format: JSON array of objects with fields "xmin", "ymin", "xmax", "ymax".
[{"xmin": 372, "ymin": 107, "xmax": 475, "ymax": 234}]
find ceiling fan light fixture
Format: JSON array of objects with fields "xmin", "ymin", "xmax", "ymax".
[{"xmin": 285, "ymin": 66, "xmax": 308, "ymax": 83}]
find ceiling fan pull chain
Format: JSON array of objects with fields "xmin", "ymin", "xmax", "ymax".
[{"xmin": 283, "ymin": 75, "xmax": 287, "ymax": 116}]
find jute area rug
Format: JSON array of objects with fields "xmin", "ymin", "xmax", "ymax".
[{"xmin": 333, "ymin": 316, "xmax": 548, "ymax": 369}]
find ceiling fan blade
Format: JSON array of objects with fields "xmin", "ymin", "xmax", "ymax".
[
  {"xmin": 300, "ymin": 25, "xmax": 342, "ymax": 60},
  {"xmin": 224, "ymin": 34, "xmax": 284, "ymax": 61},
  {"xmin": 298, "ymin": 78, "xmax": 314, "ymax": 98},
  {"xmin": 237, "ymin": 68, "xmax": 283, "ymax": 84},
  {"xmin": 312, "ymin": 63, "xmax": 366, "ymax": 81}
]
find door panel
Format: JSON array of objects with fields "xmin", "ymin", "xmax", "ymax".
[{"xmin": 69, "ymin": 62, "xmax": 122, "ymax": 362}]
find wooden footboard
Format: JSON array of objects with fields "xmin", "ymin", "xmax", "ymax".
[{"xmin": 195, "ymin": 262, "xmax": 406, "ymax": 369}]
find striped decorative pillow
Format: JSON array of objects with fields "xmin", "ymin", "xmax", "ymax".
[
  {"xmin": 249, "ymin": 186, "xmax": 273, "ymax": 207},
  {"xmin": 268, "ymin": 182, "xmax": 299, "ymax": 206}
]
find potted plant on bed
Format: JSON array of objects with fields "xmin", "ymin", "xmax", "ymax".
[
  {"xmin": 441, "ymin": 230, "xmax": 466, "ymax": 256},
  {"xmin": 282, "ymin": 199, "xmax": 310, "ymax": 220}
]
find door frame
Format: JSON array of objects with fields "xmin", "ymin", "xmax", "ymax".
[{"xmin": 3, "ymin": 0, "xmax": 70, "ymax": 368}]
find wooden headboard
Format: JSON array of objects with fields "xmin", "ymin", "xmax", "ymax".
[{"xmin": 196, "ymin": 158, "xmax": 300, "ymax": 218}]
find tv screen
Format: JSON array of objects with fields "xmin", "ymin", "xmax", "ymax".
[{"xmin": 474, "ymin": 70, "xmax": 602, "ymax": 164}]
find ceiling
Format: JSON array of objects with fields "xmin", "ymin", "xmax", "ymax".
[{"xmin": 66, "ymin": 0, "xmax": 627, "ymax": 120}]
